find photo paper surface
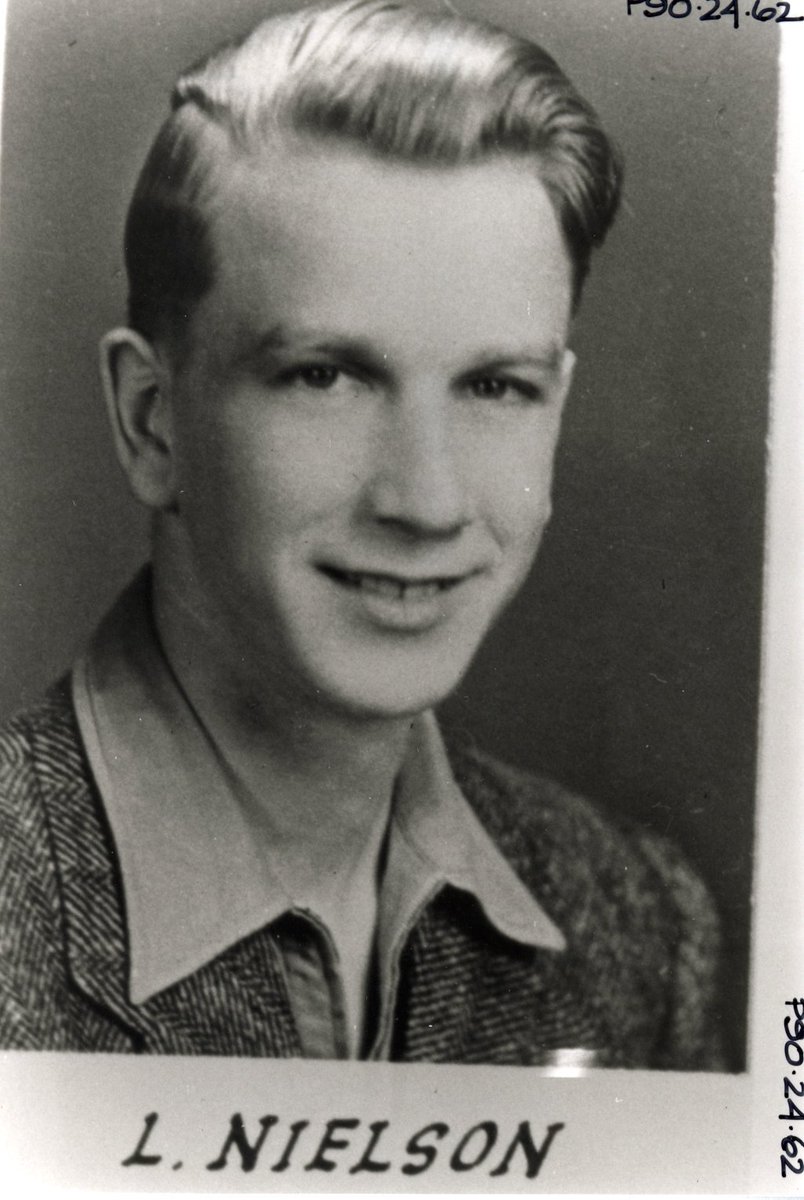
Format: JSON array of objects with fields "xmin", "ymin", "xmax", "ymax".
[{"xmin": 0, "ymin": 0, "xmax": 801, "ymax": 1193}]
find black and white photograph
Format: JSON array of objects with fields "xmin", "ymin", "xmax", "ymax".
[{"xmin": 0, "ymin": 0, "xmax": 801, "ymax": 1192}]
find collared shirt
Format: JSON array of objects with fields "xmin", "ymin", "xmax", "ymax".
[{"xmin": 71, "ymin": 572, "xmax": 564, "ymax": 1059}]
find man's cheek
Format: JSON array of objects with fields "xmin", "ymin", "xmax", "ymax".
[{"xmin": 490, "ymin": 478, "xmax": 552, "ymax": 539}]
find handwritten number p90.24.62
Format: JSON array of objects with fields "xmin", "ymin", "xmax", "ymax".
[
  {"xmin": 781, "ymin": 1000, "xmax": 804, "ymax": 1179},
  {"xmin": 626, "ymin": 0, "xmax": 804, "ymax": 25}
]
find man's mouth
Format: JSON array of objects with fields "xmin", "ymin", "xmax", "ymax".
[{"xmin": 320, "ymin": 566, "xmax": 466, "ymax": 602}]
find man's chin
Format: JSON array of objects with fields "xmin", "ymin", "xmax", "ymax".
[{"xmin": 308, "ymin": 653, "xmax": 477, "ymax": 724}]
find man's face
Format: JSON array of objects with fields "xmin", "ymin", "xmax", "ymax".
[{"xmin": 162, "ymin": 141, "xmax": 574, "ymax": 719}]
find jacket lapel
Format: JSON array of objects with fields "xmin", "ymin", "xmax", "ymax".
[
  {"xmin": 33, "ymin": 685, "xmax": 299, "ymax": 1056},
  {"xmin": 396, "ymin": 893, "xmax": 603, "ymax": 1065}
]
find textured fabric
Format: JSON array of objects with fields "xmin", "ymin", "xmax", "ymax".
[{"xmin": 0, "ymin": 680, "xmax": 724, "ymax": 1067}]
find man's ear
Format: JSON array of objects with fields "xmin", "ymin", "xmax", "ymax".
[
  {"xmin": 556, "ymin": 348, "xmax": 576, "ymax": 410},
  {"xmin": 99, "ymin": 328, "xmax": 177, "ymax": 510}
]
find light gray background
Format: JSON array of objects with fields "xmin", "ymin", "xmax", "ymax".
[{"xmin": 0, "ymin": 0, "xmax": 777, "ymax": 1069}]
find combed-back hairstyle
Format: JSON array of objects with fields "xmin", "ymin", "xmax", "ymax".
[{"xmin": 125, "ymin": 0, "xmax": 622, "ymax": 350}]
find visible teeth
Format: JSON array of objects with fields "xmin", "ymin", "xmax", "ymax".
[
  {"xmin": 339, "ymin": 571, "xmax": 449, "ymax": 601},
  {"xmin": 361, "ymin": 575, "xmax": 406, "ymax": 599},
  {"xmin": 403, "ymin": 582, "xmax": 441, "ymax": 601},
  {"xmin": 359, "ymin": 576, "xmax": 441, "ymax": 601}
]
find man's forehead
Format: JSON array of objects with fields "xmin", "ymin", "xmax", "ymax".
[
  {"xmin": 182, "ymin": 137, "xmax": 573, "ymax": 374},
  {"xmin": 206, "ymin": 136, "xmax": 564, "ymax": 254}
]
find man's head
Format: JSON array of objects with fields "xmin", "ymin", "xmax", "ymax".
[
  {"xmin": 124, "ymin": 0, "xmax": 621, "ymax": 359},
  {"xmin": 102, "ymin": 1, "xmax": 622, "ymax": 720}
]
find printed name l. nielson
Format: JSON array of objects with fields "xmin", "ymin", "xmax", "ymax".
[{"xmin": 122, "ymin": 1111, "xmax": 565, "ymax": 1178}]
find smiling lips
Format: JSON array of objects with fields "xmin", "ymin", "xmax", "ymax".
[{"xmin": 321, "ymin": 565, "xmax": 470, "ymax": 603}]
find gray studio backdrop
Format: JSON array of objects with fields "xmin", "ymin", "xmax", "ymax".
[{"xmin": 0, "ymin": 0, "xmax": 776, "ymax": 1070}]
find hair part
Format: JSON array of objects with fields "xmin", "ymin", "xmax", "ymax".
[{"xmin": 124, "ymin": 0, "xmax": 623, "ymax": 352}]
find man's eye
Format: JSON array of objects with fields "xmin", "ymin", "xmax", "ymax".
[
  {"xmin": 469, "ymin": 376, "xmax": 510, "ymax": 400},
  {"xmin": 294, "ymin": 365, "xmax": 341, "ymax": 389},
  {"xmin": 467, "ymin": 376, "xmax": 543, "ymax": 403}
]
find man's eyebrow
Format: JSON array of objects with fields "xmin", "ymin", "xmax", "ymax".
[
  {"xmin": 236, "ymin": 325, "xmax": 565, "ymax": 375},
  {"xmin": 462, "ymin": 341, "xmax": 565, "ymax": 374},
  {"xmin": 237, "ymin": 324, "xmax": 388, "ymax": 372}
]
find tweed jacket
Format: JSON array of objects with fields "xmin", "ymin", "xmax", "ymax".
[{"xmin": 0, "ymin": 679, "xmax": 723, "ymax": 1067}]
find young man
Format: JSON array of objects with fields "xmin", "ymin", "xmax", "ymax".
[{"xmin": 0, "ymin": 0, "xmax": 722, "ymax": 1066}]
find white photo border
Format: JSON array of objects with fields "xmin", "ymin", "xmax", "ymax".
[{"xmin": 0, "ymin": 2, "xmax": 801, "ymax": 1195}]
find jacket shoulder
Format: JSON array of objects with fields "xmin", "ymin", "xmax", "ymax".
[
  {"xmin": 449, "ymin": 739, "xmax": 655, "ymax": 884},
  {"xmin": 0, "ymin": 679, "xmax": 85, "ymax": 866},
  {"xmin": 449, "ymin": 739, "xmax": 725, "ymax": 1069},
  {"xmin": 0, "ymin": 681, "xmax": 100, "ymax": 1048},
  {"xmin": 0, "ymin": 679, "xmax": 87, "ymax": 785},
  {"xmin": 450, "ymin": 739, "xmax": 706, "ymax": 905}
]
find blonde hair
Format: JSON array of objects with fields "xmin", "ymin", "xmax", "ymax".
[{"xmin": 125, "ymin": 0, "xmax": 622, "ymax": 349}]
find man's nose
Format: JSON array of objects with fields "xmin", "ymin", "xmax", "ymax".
[{"xmin": 365, "ymin": 395, "xmax": 470, "ymax": 538}]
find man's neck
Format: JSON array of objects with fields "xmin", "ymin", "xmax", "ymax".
[{"xmin": 150, "ymin": 562, "xmax": 415, "ymax": 907}]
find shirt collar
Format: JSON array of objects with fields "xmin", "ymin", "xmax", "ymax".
[
  {"xmin": 72, "ymin": 571, "xmax": 564, "ymax": 1005},
  {"xmin": 387, "ymin": 716, "xmax": 566, "ymax": 951}
]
